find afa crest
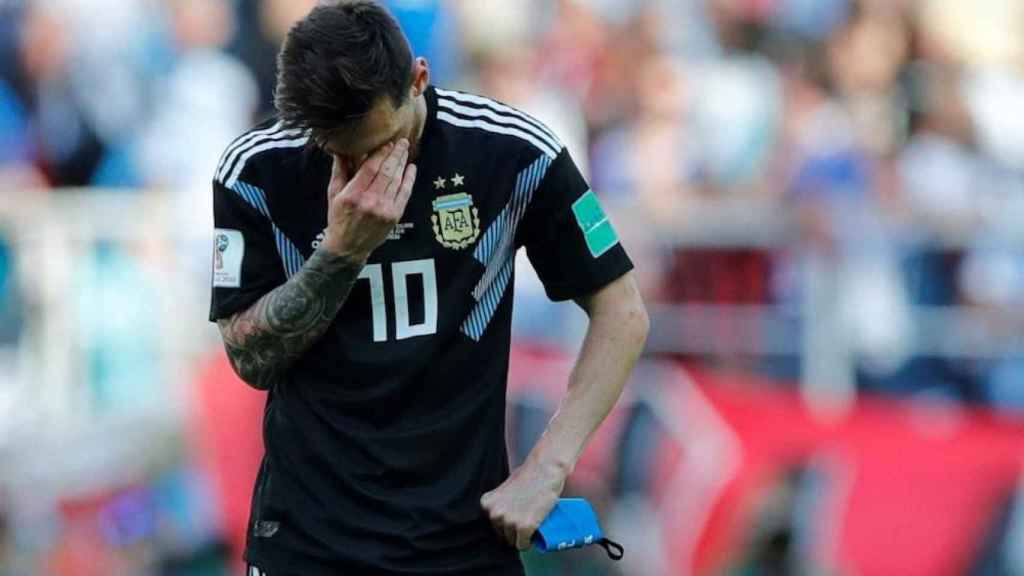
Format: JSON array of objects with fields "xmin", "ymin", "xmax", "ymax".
[{"xmin": 431, "ymin": 192, "xmax": 480, "ymax": 250}]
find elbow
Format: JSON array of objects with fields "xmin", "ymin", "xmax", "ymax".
[
  {"xmin": 603, "ymin": 292, "xmax": 649, "ymax": 354},
  {"xmin": 628, "ymin": 298, "xmax": 650, "ymax": 353},
  {"xmin": 590, "ymin": 273, "xmax": 649, "ymax": 354},
  {"xmin": 223, "ymin": 348, "xmax": 276, "ymax": 392},
  {"xmin": 237, "ymin": 367, "xmax": 275, "ymax": 392}
]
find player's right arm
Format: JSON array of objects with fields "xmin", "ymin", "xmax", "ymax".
[{"xmin": 215, "ymin": 140, "xmax": 417, "ymax": 390}]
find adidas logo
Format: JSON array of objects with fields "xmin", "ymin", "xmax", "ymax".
[{"xmin": 312, "ymin": 224, "xmax": 414, "ymax": 250}]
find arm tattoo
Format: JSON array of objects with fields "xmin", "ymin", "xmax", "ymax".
[{"xmin": 217, "ymin": 249, "xmax": 363, "ymax": 390}]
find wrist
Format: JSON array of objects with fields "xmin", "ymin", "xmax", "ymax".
[
  {"xmin": 527, "ymin": 442, "xmax": 575, "ymax": 481},
  {"xmin": 320, "ymin": 232, "xmax": 369, "ymax": 265}
]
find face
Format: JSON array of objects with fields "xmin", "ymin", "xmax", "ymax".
[
  {"xmin": 321, "ymin": 96, "xmax": 416, "ymax": 171},
  {"xmin": 321, "ymin": 58, "xmax": 430, "ymax": 172}
]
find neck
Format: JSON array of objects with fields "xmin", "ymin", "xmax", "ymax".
[{"xmin": 410, "ymin": 93, "xmax": 428, "ymax": 160}]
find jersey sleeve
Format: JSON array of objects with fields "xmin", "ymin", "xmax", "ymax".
[
  {"xmin": 517, "ymin": 149, "xmax": 634, "ymax": 301},
  {"xmin": 209, "ymin": 179, "xmax": 287, "ymax": 321}
]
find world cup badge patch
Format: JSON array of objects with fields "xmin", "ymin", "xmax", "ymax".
[
  {"xmin": 212, "ymin": 228, "xmax": 244, "ymax": 288},
  {"xmin": 431, "ymin": 173, "xmax": 480, "ymax": 250}
]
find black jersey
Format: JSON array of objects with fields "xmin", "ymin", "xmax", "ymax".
[{"xmin": 209, "ymin": 86, "xmax": 633, "ymax": 575}]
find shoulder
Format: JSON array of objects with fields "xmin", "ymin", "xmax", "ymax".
[
  {"xmin": 433, "ymin": 87, "xmax": 565, "ymax": 160},
  {"xmin": 213, "ymin": 117, "xmax": 311, "ymax": 190}
]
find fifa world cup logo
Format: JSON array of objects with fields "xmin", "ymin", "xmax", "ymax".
[{"xmin": 215, "ymin": 234, "xmax": 230, "ymax": 270}]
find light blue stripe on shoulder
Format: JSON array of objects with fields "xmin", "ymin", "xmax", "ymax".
[
  {"xmin": 227, "ymin": 180, "xmax": 305, "ymax": 278},
  {"xmin": 231, "ymin": 181, "xmax": 271, "ymax": 218}
]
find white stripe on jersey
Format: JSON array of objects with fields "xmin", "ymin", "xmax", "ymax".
[
  {"xmin": 223, "ymin": 136, "xmax": 310, "ymax": 189},
  {"xmin": 216, "ymin": 121, "xmax": 283, "ymax": 181},
  {"xmin": 216, "ymin": 122, "xmax": 304, "ymax": 182},
  {"xmin": 436, "ymin": 112, "xmax": 559, "ymax": 158},
  {"xmin": 435, "ymin": 88, "xmax": 563, "ymax": 147},
  {"xmin": 436, "ymin": 98, "xmax": 563, "ymax": 157}
]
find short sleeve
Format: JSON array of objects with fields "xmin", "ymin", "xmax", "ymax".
[
  {"xmin": 209, "ymin": 180, "xmax": 287, "ymax": 321},
  {"xmin": 517, "ymin": 149, "xmax": 634, "ymax": 301}
]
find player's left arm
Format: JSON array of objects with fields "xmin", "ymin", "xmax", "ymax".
[
  {"xmin": 481, "ymin": 147, "xmax": 648, "ymax": 550},
  {"xmin": 481, "ymin": 272, "xmax": 647, "ymax": 550}
]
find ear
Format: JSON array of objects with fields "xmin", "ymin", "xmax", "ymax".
[{"xmin": 411, "ymin": 57, "xmax": 430, "ymax": 97}]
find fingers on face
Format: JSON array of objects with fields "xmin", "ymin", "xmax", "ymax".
[
  {"xmin": 348, "ymin": 142, "xmax": 395, "ymax": 193},
  {"xmin": 328, "ymin": 155, "xmax": 349, "ymax": 199},
  {"xmin": 371, "ymin": 139, "xmax": 409, "ymax": 194},
  {"xmin": 381, "ymin": 142, "xmax": 410, "ymax": 200},
  {"xmin": 394, "ymin": 163, "xmax": 417, "ymax": 210}
]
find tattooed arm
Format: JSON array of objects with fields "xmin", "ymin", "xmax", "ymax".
[
  {"xmin": 216, "ymin": 139, "xmax": 418, "ymax": 390},
  {"xmin": 217, "ymin": 250, "xmax": 364, "ymax": 390}
]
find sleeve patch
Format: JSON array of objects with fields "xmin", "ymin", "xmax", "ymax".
[
  {"xmin": 213, "ymin": 228, "xmax": 245, "ymax": 288},
  {"xmin": 571, "ymin": 191, "xmax": 619, "ymax": 258}
]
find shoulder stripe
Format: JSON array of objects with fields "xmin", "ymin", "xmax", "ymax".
[
  {"xmin": 226, "ymin": 181, "xmax": 307, "ymax": 280},
  {"xmin": 223, "ymin": 136, "xmax": 310, "ymax": 189},
  {"xmin": 218, "ymin": 133, "xmax": 308, "ymax": 185},
  {"xmin": 216, "ymin": 122, "xmax": 304, "ymax": 182},
  {"xmin": 437, "ymin": 112, "xmax": 558, "ymax": 158},
  {"xmin": 437, "ymin": 98, "xmax": 563, "ymax": 157},
  {"xmin": 217, "ymin": 127, "xmax": 306, "ymax": 183},
  {"xmin": 216, "ymin": 121, "xmax": 284, "ymax": 180},
  {"xmin": 231, "ymin": 181, "xmax": 271, "ymax": 217},
  {"xmin": 435, "ymin": 89, "xmax": 562, "ymax": 148}
]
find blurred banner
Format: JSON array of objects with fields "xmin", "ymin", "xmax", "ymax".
[{"xmin": 504, "ymin": 347, "xmax": 1024, "ymax": 576}]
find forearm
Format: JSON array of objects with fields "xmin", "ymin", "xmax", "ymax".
[
  {"xmin": 217, "ymin": 248, "xmax": 364, "ymax": 390},
  {"xmin": 528, "ymin": 277, "xmax": 649, "ymax": 474}
]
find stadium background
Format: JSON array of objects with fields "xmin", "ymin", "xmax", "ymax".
[{"xmin": 2, "ymin": 0, "xmax": 1024, "ymax": 574}]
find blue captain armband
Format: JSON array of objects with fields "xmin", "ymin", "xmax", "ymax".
[{"xmin": 532, "ymin": 498, "xmax": 624, "ymax": 560}]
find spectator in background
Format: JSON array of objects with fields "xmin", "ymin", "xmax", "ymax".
[
  {"xmin": 0, "ymin": 77, "xmax": 44, "ymax": 190},
  {"xmin": 131, "ymin": 0, "xmax": 263, "ymax": 337},
  {"xmin": 384, "ymin": 0, "xmax": 463, "ymax": 85},
  {"xmin": 12, "ymin": 3, "xmax": 106, "ymax": 187},
  {"xmin": 231, "ymin": 0, "xmax": 317, "ymax": 119},
  {"xmin": 133, "ymin": 0, "xmax": 259, "ymax": 193}
]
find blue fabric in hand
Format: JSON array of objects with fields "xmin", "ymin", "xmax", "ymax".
[{"xmin": 533, "ymin": 498, "xmax": 624, "ymax": 560}]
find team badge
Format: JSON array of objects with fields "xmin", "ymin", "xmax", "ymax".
[{"xmin": 431, "ymin": 172, "xmax": 479, "ymax": 250}]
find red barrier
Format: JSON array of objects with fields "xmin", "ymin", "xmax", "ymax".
[
  {"xmin": 191, "ymin": 350, "xmax": 266, "ymax": 573},
  {"xmin": 657, "ymin": 371, "xmax": 1024, "ymax": 576}
]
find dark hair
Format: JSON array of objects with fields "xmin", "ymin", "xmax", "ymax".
[{"xmin": 275, "ymin": 1, "xmax": 413, "ymax": 142}]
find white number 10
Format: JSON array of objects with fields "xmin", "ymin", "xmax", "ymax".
[{"xmin": 358, "ymin": 259, "xmax": 438, "ymax": 342}]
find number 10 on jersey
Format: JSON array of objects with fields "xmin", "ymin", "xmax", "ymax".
[{"xmin": 358, "ymin": 259, "xmax": 438, "ymax": 342}]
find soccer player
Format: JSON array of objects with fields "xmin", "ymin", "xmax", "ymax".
[{"xmin": 209, "ymin": 2, "xmax": 648, "ymax": 574}]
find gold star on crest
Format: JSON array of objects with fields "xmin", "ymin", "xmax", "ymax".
[
  {"xmin": 452, "ymin": 173, "xmax": 465, "ymax": 187},
  {"xmin": 433, "ymin": 177, "xmax": 447, "ymax": 190}
]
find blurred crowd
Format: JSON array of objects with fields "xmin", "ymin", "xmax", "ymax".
[
  {"xmin": 3, "ymin": 0, "xmax": 1024, "ymax": 573},
  {"xmin": 2, "ymin": 0, "xmax": 1024, "ymax": 405}
]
